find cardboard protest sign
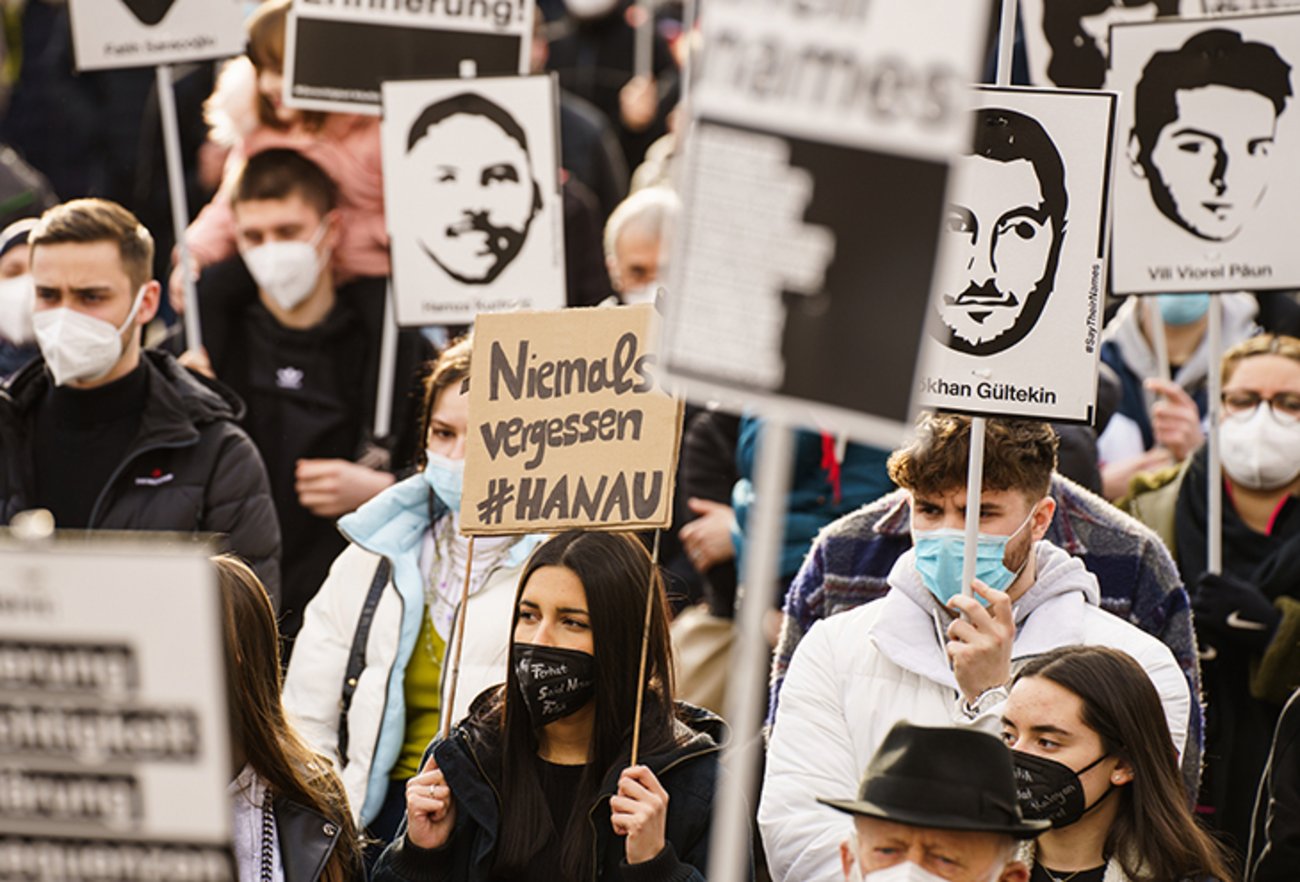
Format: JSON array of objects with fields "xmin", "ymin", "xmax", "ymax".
[
  {"xmin": 67, "ymin": 0, "xmax": 244, "ymax": 71},
  {"xmin": 661, "ymin": 0, "xmax": 992, "ymax": 448},
  {"xmin": 1109, "ymin": 11, "xmax": 1300, "ymax": 293},
  {"xmin": 0, "ymin": 536, "xmax": 232, "ymax": 878},
  {"xmin": 917, "ymin": 87, "xmax": 1116, "ymax": 423},
  {"xmin": 284, "ymin": 0, "xmax": 532, "ymax": 115},
  {"xmin": 1202, "ymin": 1, "xmax": 1300, "ymax": 10},
  {"xmin": 382, "ymin": 75, "xmax": 566, "ymax": 326},
  {"xmin": 461, "ymin": 305, "xmax": 683, "ymax": 535}
]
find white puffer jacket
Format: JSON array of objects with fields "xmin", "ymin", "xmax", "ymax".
[
  {"xmin": 759, "ymin": 542, "xmax": 1192, "ymax": 882},
  {"xmin": 283, "ymin": 474, "xmax": 541, "ymax": 826}
]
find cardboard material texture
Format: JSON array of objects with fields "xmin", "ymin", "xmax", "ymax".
[
  {"xmin": 461, "ymin": 305, "xmax": 683, "ymax": 535},
  {"xmin": 67, "ymin": 0, "xmax": 244, "ymax": 71},
  {"xmin": 0, "ymin": 535, "xmax": 232, "ymax": 872}
]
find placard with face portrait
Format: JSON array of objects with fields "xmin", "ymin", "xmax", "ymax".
[
  {"xmin": 1109, "ymin": 11, "xmax": 1300, "ymax": 293},
  {"xmin": 1017, "ymin": 0, "xmax": 1198, "ymax": 89},
  {"xmin": 67, "ymin": 0, "xmax": 244, "ymax": 71},
  {"xmin": 381, "ymin": 75, "xmax": 566, "ymax": 326},
  {"xmin": 916, "ymin": 87, "xmax": 1117, "ymax": 423}
]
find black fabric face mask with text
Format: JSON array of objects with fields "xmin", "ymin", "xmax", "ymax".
[
  {"xmin": 1012, "ymin": 750, "xmax": 1112, "ymax": 829},
  {"xmin": 512, "ymin": 643, "xmax": 596, "ymax": 728}
]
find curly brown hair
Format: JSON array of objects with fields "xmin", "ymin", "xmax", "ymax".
[{"xmin": 887, "ymin": 413, "xmax": 1059, "ymax": 501}]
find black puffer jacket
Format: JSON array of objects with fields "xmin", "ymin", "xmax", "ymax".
[
  {"xmin": 0, "ymin": 349, "xmax": 281, "ymax": 601},
  {"xmin": 374, "ymin": 691, "xmax": 742, "ymax": 882}
]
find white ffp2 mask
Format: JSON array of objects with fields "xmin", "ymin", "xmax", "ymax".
[
  {"xmin": 32, "ymin": 285, "xmax": 146, "ymax": 386},
  {"xmin": 1219, "ymin": 405, "xmax": 1300, "ymax": 490},
  {"xmin": 0, "ymin": 274, "xmax": 35, "ymax": 344},
  {"xmin": 241, "ymin": 223, "xmax": 327, "ymax": 312}
]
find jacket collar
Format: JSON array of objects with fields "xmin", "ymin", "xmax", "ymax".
[
  {"xmin": 872, "ymin": 542, "xmax": 1099, "ymax": 689},
  {"xmin": 339, "ymin": 473, "xmax": 542, "ymax": 566},
  {"xmin": 274, "ymin": 795, "xmax": 344, "ymax": 882}
]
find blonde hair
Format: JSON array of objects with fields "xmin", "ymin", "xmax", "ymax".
[{"xmin": 1221, "ymin": 333, "xmax": 1300, "ymax": 385}]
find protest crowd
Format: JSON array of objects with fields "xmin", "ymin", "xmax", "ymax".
[{"xmin": 5, "ymin": 2, "xmax": 1300, "ymax": 882}]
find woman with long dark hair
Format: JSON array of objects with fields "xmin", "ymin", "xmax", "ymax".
[
  {"xmin": 1002, "ymin": 645, "xmax": 1230, "ymax": 882},
  {"xmin": 372, "ymin": 530, "xmax": 736, "ymax": 882},
  {"xmin": 215, "ymin": 555, "xmax": 363, "ymax": 882}
]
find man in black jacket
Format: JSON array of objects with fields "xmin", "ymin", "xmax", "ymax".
[
  {"xmin": 0, "ymin": 198, "xmax": 281, "ymax": 597},
  {"xmin": 188, "ymin": 149, "xmax": 431, "ymax": 646}
]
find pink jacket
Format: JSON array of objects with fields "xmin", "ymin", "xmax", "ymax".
[{"xmin": 187, "ymin": 59, "xmax": 389, "ymax": 281}]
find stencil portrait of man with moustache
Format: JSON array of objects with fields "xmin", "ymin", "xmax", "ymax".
[{"xmin": 932, "ymin": 108, "xmax": 1068, "ymax": 357}]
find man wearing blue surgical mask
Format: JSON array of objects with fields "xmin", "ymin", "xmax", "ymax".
[
  {"xmin": 759, "ymin": 413, "xmax": 1194, "ymax": 882},
  {"xmin": 0, "ymin": 197, "xmax": 280, "ymax": 593},
  {"xmin": 182, "ymin": 148, "xmax": 432, "ymax": 649}
]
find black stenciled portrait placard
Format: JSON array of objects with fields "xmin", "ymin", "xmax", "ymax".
[
  {"xmin": 461, "ymin": 306, "xmax": 682, "ymax": 535},
  {"xmin": 1110, "ymin": 11, "xmax": 1300, "ymax": 293}
]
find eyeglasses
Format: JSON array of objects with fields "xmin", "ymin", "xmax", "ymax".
[{"xmin": 1221, "ymin": 389, "xmax": 1300, "ymax": 424}]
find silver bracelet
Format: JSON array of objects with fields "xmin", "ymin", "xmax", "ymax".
[{"xmin": 961, "ymin": 685, "xmax": 1009, "ymax": 719}]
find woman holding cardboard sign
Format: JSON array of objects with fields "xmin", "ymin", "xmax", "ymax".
[
  {"xmin": 372, "ymin": 530, "xmax": 737, "ymax": 882},
  {"xmin": 284, "ymin": 337, "xmax": 544, "ymax": 858}
]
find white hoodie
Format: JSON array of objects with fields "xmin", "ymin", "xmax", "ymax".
[{"xmin": 758, "ymin": 542, "xmax": 1192, "ymax": 882}]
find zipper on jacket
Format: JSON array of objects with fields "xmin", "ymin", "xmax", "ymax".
[{"xmin": 87, "ymin": 438, "xmax": 198, "ymax": 528}]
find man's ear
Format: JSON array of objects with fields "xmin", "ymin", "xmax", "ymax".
[
  {"xmin": 1030, "ymin": 496, "xmax": 1056, "ymax": 542},
  {"xmin": 1127, "ymin": 131, "xmax": 1146, "ymax": 178},
  {"xmin": 999, "ymin": 859, "xmax": 1031, "ymax": 882},
  {"xmin": 839, "ymin": 839, "xmax": 855, "ymax": 882},
  {"xmin": 136, "ymin": 279, "xmax": 162, "ymax": 326},
  {"xmin": 606, "ymin": 254, "xmax": 623, "ymax": 293},
  {"xmin": 321, "ymin": 209, "xmax": 343, "ymax": 254}
]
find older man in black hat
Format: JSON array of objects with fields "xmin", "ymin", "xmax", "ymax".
[{"xmin": 820, "ymin": 722, "xmax": 1047, "ymax": 882}]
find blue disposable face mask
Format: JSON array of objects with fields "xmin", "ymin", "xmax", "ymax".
[
  {"xmin": 1156, "ymin": 293, "xmax": 1210, "ymax": 326},
  {"xmin": 423, "ymin": 451, "xmax": 464, "ymax": 512},
  {"xmin": 912, "ymin": 508, "xmax": 1035, "ymax": 606}
]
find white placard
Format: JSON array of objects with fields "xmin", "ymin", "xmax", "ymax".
[
  {"xmin": 917, "ymin": 87, "xmax": 1117, "ymax": 422},
  {"xmin": 382, "ymin": 75, "xmax": 566, "ymax": 327},
  {"xmin": 284, "ymin": 0, "xmax": 533, "ymax": 116},
  {"xmin": 0, "ymin": 536, "xmax": 232, "ymax": 877},
  {"xmin": 662, "ymin": 0, "xmax": 992, "ymax": 447},
  {"xmin": 1109, "ymin": 11, "xmax": 1300, "ymax": 293},
  {"xmin": 1017, "ymin": 0, "xmax": 1197, "ymax": 89},
  {"xmin": 67, "ymin": 0, "xmax": 244, "ymax": 71}
]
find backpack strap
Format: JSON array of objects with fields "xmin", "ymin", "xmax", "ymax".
[{"xmin": 337, "ymin": 557, "xmax": 392, "ymax": 768}]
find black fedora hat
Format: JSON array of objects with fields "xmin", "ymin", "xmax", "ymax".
[{"xmin": 818, "ymin": 722, "xmax": 1049, "ymax": 838}]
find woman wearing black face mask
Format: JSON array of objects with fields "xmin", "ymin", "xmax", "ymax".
[
  {"xmin": 1001, "ymin": 646, "xmax": 1231, "ymax": 882},
  {"xmin": 372, "ymin": 530, "xmax": 740, "ymax": 882}
]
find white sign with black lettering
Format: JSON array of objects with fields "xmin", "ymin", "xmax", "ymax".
[
  {"xmin": 284, "ymin": 0, "xmax": 533, "ymax": 115},
  {"xmin": 0, "ymin": 537, "xmax": 232, "ymax": 879},
  {"xmin": 663, "ymin": 0, "xmax": 992, "ymax": 446},
  {"xmin": 917, "ymin": 87, "xmax": 1117, "ymax": 423},
  {"xmin": 382, "ymin": 75, "xmax": 566, "ymax": 326},
  {"xmin": 67, "ymin": 0, "xmax": 244, "ymax": 71},
  {"xmin": 1109, "ymin": 11, "xmax": 1300, "ymax": 293}
]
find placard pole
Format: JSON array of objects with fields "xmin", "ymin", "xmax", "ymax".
[
  {"xmin": 629, "ymin": 528, "xmax": 662, "ymax": 767},
  {"xmin": 373, "ymin": 282, "xmax": 399, "ymax": 440},
  {"xmin": 707, "ymin": 421, "xmax": 793, "ymax": 882},
  {"xmin": 995, "ymin": 0, "xmax": 1018, "ymax": 87},
  {"xmin": 1206, "ymin": 296, "xmax": 1222, "ymax": 575},
  {"xmin": 961, "ymin": 417, "xmax": 988, "ymax": 599},
  {"xmin": 1147, "ymin": 299, "xmax": 1172, "ymax": 384},
  {"xmin": 156, "ymin": 64, "xmax": 201, "ymax": 352},
  {"xmin": 442, "ymin": 535, "xmax": 477, "ymax": 740},
  {"xmin": 635, "ymin": 0, "xmax": 655, "ymax": 80}
]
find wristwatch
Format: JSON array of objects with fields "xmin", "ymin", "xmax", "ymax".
[{"xmin": 961, "ymin": 685, "xmax": 1009, "ymax": 720}]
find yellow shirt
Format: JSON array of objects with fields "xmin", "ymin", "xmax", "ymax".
[{"xmin": 393, "ymin": 608, "xmax": 446, "ymax": 779}]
